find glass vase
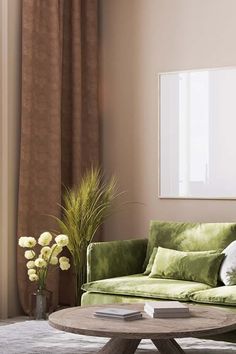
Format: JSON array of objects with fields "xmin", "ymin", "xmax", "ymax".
[{"xmin": 29, "ymin": 289, "xmax": 52, "ymax": 320}]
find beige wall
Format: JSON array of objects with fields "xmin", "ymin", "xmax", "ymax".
[
  {"xmin": 0, "ymin": 0, "xmax": 21, "ymax": 318},
  {"xmin": 99, "ymin": 0, "xmax": 236, "ymax": 241}
]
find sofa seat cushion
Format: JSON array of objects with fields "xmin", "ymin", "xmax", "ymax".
[
  {"xmin": 82, "ymin": 274, "xmax": 212, "ymax": 301},
  {"xmin": 81, "ymin": 292, "xmax": 170, "ymax": 306},
  {"xmin": 190, "ymin": 286, "xmax": 236, "ymax": 306}
]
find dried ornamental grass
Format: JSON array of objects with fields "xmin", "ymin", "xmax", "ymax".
[{"xmin": 54, "ymin": 168, "xmax": 122, "ymax": 304}]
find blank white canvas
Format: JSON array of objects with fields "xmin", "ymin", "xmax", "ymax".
[{"xmin": 159, "ymin": 67, "xmax": 236, "ymax": 199}]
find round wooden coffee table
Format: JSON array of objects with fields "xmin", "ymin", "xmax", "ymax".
[{"xmin": 49, "ymin": 303, "xmax": 236, "ymax": 354}]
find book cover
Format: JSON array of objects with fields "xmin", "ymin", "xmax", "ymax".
[
  {"xmin": 94, "ymin": 312, "xmax": 142, "ymax": 321},
  {"xmin": 145, "ymin": 301, "xmax": 189, "ymax": 313},
  {"xmin": 144, "ymin": 307, "xmax": 191, "ymax": 318},
  {"xmin": 94, "ymin": 308, "xmax": 141, "ymax": 317}
]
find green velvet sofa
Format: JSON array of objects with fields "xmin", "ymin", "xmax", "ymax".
[{"xmin": 81, "ymin": 221, "xmax": 236, "ymax": 343}]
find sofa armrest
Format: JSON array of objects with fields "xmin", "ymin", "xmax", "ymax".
[{"xmin": 87, "ymin": 238, "xmax": 147, "ymax": 282}]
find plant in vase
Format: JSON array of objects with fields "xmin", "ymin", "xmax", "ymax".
[
  {"xmin": 55, "ymin": 167, "xmax": 120, "ymax": 305},
  {"xmin": 18, "ymin": 232, "xmax": 70, "ymax": 319}
]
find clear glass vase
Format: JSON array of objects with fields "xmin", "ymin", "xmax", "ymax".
[
  {"xmin": 29, "ymin": 289, "xmax": 52, "ymax": 320},
  {"xmin": 75, "ymin": 263, "xmax": 87, "ymax": 306}
]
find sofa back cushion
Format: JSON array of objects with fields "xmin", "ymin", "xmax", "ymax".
[
  {"xmin": 82, "ymin": 274, "xmax": 211, "ymax": 301},
  {"xmin": 143, "ymin": 221, "xmax": 236, "ymax": 270}
]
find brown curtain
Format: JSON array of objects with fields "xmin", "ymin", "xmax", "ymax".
[{"xmin": 17, "ymin": 0, "xmax": 99, "ymax": 314}]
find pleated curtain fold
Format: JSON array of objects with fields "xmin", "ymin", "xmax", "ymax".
[{"xmin": 17, "ymin": 0, "xmax": 99, "ymax": 314}]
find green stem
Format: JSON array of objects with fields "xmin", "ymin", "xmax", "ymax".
[{"xmin": 43, "ymin": 244, "xmax": 58, "ymax": 286}]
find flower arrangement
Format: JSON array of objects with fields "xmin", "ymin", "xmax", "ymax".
[{"xmin": 18, "ymin": 232, "xmax": 70, "ymax": 290}]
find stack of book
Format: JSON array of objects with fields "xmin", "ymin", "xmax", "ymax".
[
  {"xmin": 94, "ymin": 307, "xmax": 142, "ymax": 321},
  {"xmin": 144, "ymin": 301, "xmax": 190, "ymax": 318}
]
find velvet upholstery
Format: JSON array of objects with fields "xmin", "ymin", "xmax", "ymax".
[
  {"xmin": 81, "ymin": 291, "xmax": 154, "ymax": 305},
  {"xmin": 190, "ymin": 286, "xmax": 236, "ymax": 306},
  {"xmin": 81, "ymin": 292, "xmax": 236, "ymax": 312},
  {"xmin": 149, "ymin": 247, "xmax": 224, "ymax": 286},
  {"xmin": 143, "ymin": 247, "xmax": 158, "ymax": 275},
  {"xmin": 82, "ymin": 221, "xmax": 236, "ymax": 344},
  {"xmin": 145, "ymin": 247, "xmax": 219, "ymax": 276},
  {"xmin": 143, "ymin": 221, "xmax": 236, "ymax": 269},
  {"xmin": 82, "ymin": 274, "xmax": 211, "ymax": 300},
  {"xmin": 87, "ymin": 239, "xmax": 147, "ymax": 282}
]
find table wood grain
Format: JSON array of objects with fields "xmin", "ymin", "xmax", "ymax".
[{"xmin": 49, "ymin": 303, "xmax": 236, "ymax": 353}]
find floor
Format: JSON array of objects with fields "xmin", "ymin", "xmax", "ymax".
[{"xmin": 0, "ymin": 316, "xmax": 29, "ymax": 326}]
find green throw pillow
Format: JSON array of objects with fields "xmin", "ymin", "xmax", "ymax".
[
  {"xmin": 149, "ymin": 247, "xmax": 225, "ymax": 287},
  {"xmin": 144, "ymin": 247, "xmax": 219, "ymax": 276}
]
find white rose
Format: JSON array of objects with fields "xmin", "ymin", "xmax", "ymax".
[
  {"xmin": 59, "ymin": 261, "xmax": 70, "ymax": 271},
  {"xmin": 59, "ymin": 256, "xmax": 69, "ymax": 264},
  {"xmin": 29, "ymin": 274, "xmax": 39, "ymax": 282},
  {"xmin": 50, "ymin": 256, "xmax": 58, "ymax": 265},
  {"xmin": 24, "ymin": 250, "xmax": 35, "ymax": 260},
  {"xmin": 18, "ymin": 236, "xmax": 28, "ymax": 247},
  {"xmin": 55, "ymin": 234, "xmax": 69, "ymax": 247},
  {"xmin": 28, "ymin": 269, "xmax": 36, "ymax": 275},
  {"xmin": 26, "ymin": 260, "xmax": 35, "ymax": 269},
  {"xmin": 38, "ymin": 232, "xmax": 52, "ymax": 246},
  {"xmin": 35, "ymin": 258, "xmax": 47, "ymax": 268},
  {"xmin": 24, "ymin": 237, "xmax": 37, "ymax": 248},
  {"xmin": 51, "ymin": 244, "xmax": 63, "ymax": 256}
]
